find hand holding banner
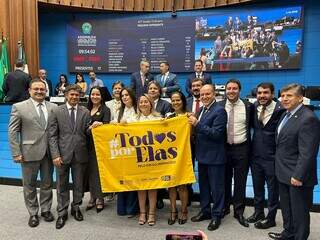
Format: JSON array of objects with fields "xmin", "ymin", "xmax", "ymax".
[{"xmin": 93, "ymin": 115, "xmax": 195, "ymax": 192}]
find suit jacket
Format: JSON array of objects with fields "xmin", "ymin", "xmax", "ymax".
[
  {"xmin": 186, "ymin": 97, "xmax": 193, "ymax": 112},
  {"xmin": 8, "ymin": 98, "xmax": 57, "ymax": 161},
  {"xmin": 130, "ymin": 71, "xmax": 154, "ymax": 99},
  {"xmin": 3, "ymin": 69, "xmax": 31, "ymax": 102},
  {"xmin": 49, "ymin": 104, "xmax": 91, "ymax": 164},
  {"xmin": 219, "ymin": 98, "xmax": 254, "ymax": 143},
  {"xmin": 154, "ymin": 72, "xmax": 180, "ymax": 97},
  {"xmin": 185, "ymin": 72, "xmax": 212, "ymax": 96},
  {"xmin": 275, "ymin": 105, "xmax": 320, "ymax": 186},
  {"xmin": 252, "ymin": 101, "xmax": 285, "ymax": 161},
  {"xmin": 155, "ymin": 98, "xmax": 172, "ymax": 117},
  {"xmin": 43, "ymin": 78, "xmax": 53, "ymax": 97},
  {"xmin": 194, "ymin": 101, "xmax": 227, "ymax": 165}
]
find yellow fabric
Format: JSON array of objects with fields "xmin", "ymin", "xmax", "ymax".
[{"xmin": 92, "ymin": 115, "xmax": 195, "ymax": 192}]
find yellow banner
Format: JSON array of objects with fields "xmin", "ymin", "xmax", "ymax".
[{"xmin": 92, "ymin": 115, "xmax": 196, "ymax": 192}]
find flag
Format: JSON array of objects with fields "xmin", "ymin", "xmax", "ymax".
[
  {"xmin": 0, "ymin": 38, "xmax": 10, "ymax": 101},
  {"xmin": 17, "ymin": 40, "xmax": 28, "ymax": 74},
  {"xmin": 92, "ymin": 115, "xmax": 196, "ymax": 192}
]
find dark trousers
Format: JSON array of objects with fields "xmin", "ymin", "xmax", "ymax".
[
  {"xmin": 88, "ymin": 147, "xmax": 105, "ymax": 199},
  {"xmin": 224, "ymin": 142, "xmax": 249, "ymax": 216},
  {"xmin": 279, "ymin": 182, "xmax": 313, "ymax": 240},
  {"xmin": 117, "ymin": 191, "xmax": 139, "ymax": 216},
  {"xmin": 56, "ymin": 158, "xmax": 86, "ymax": 217},
  {"xmin": 198, "ymin": 163, "xmax": 225, "ymax": 220},
  {"xmin": 251, "ymin": 158, "xmax": 279, "ymax": 221}
]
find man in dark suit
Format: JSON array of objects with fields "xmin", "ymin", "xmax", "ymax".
[
  {"xmin": 185, "ymin": 59, "xmax": 212, "ymax": 96},
  {"xmin": 3, "ymin": 60, "xmax": 31, "ymax": 103},
  {"xmin": 186, "ymin": 78, "xmax": 204, "ymax": 205},
  {"xmin": 248, "ymin": 82, "xmax": 285, "ymax": 230},
  {"xmin": 39, "ymin": 69, "xmax": 53, "ymax": 97},
  {"xmin": 186, "ymin": 78, "xmax": 204, "ymax": 113},
  {"xmin": 189, "ymin": 84, "xmax": 227, "ymax": 231},
  {"xmin": 8, "ymin": 79, "xmax": 57, "ymax": 227},
  {"xmin": 219, "ymin": 79, "xmax": 253, "ymax": 227},
  {"xmin": 269, "ymin": 84, "xmax": 319, "ymax": 240},
  {"xmin": 49, "ymin": 84, "xmax": 91, "ymax": 229},
  {"xmin": 154, "ymin": 61, "xmax": 180, "ymax": 98},
  {"xmin": 130, "ymin": 60, "xmax": 154, "ymax": 99}
]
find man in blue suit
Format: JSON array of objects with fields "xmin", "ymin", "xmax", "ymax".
[
  {"xmin": 154, "ymin": 61, "xmax": 180, "ymax": 98},
  {"xmin": 185, "ymin": 59, "xmax": 212, "ymax": 96},
  {"xmin": 248, "ymin": 82, "xmax": 285, "ymax": 229},
  {"xmin": 189, "ymin": 84, "xmax": 227, "ymax": 231},
  {"xmin": 130, "ymin": 60, "xmax": 154, "ymax": 99},
  {"xmin": 269, "ymin": 84, "xmax": 319, "ymax": 240}
]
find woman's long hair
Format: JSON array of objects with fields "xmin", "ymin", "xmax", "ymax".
[
  {"xmin": 87, "ymin": 87, "xmax": 106, "ymax": 111},
  {"xmin": 117, "ymin": 88, "xmax": 137, "ymax": 123}
]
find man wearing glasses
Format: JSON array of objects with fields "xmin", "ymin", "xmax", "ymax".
[{"xmin": 8, "ymin": 79, "xmax": 57, "ymax": 228}]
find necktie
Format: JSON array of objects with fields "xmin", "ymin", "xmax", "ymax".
[
  {"xmin": 161, "ymin": 75, "xmax": 165, "ymax": 87},
  {"xmin": 258, "ymin": 105, "xmax": 266, "ymax": 124},
  {"xmin": 70, "ymin": 107, "xmax": 75, "ymax": 130},
  {"xmin": 195, "ymin": 99, "xmax": 200, "ymax": 113},
  {"xmin": 38, "ymin": 103, "xmax": 46, "ymax": 128},
  {"xmin": 278, "ymin": 112, "xmax": 291, "ymax": 133},
  {"xmin": 141, "ymin": 74, "xmax": 145, "ymax": 86},
  {"xmin": 227, "ymin": 104, "xmax": 235, "ymax": 144}
]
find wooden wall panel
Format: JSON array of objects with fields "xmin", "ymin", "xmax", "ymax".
[
  {"xmin": 60, "ymin": 0, "xmax": 71, "ymax": 5},
  {"xmin": 123, "ymin": 0, "xmax": 134, "ymax": 11},
  {"xmin": 184, "ymin": 0, "xmax": 194, "ymax": 10},
  {"xmin": 8, "ymin": 0, "xmax": 24, "ymax": 70},
  {"xmin": 174, "ymin": 0, "xmax": 184, "ymax": 10},
  {"xmin": 164, "ymin": 0, "xmax": 173, "ymax": 11},
  {"xmin": 47, "ymin": 0, "xmax": 60, "ymax": 4},
  {"xmin": 144, "ymin": 0, "xmax": 154, "ymax": 11},
  {"xmin": 23, "ymin": 0, "xmax": 39, "ymax": 78},
  {"xmin": 103, "ymin": 0, "xmax": 114, "ymax": 9},
  {"xmin": 216, "ymin": 0, "xmax": 227, "ymax": 6},
  {"xmin": 114, "ymin": 0, "xmax": 124, "ymax": 10},
  {"xmin": 194, "ymin": 0, "xmax": 204, "ymax": 8},
  {"xmin": 93, "ymin": 0, "xmax": 104, "ymax": 8},
  {"xmin": 133, "ymin": 0, "xmax": 144, "ymax": 11},
  {"xmin": 0, "ymin": 0, "xmax": 9, "ymax": 39},
  {"xmin": 154, "ymin": 0, "xmax": 165, "ymax": 11},
  {"xmin": 82, "ymin": 0, "xmax": 94, "ymax": 8},
  {"xmin": 71, "ymin": 0, "xmax": 82, "ymax": 7},
  {"xmin": 205, "ymin": 0, "xmax": 216, "ymax": 7}
]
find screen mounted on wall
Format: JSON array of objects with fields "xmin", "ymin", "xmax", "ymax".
[{"xmin": 67, "ymin": 5, "xmax": 303, "ymax": 73}]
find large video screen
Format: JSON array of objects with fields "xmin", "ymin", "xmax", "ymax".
[{"xmin": 67, "ymin": 5, "xmax": 303, "ymax": 73}]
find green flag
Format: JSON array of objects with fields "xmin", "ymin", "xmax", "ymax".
[{"xmin": 0, "ymin": 39, "xmax": 10, "ymax": 100}]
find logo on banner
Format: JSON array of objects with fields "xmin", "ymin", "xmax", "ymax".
[
  {"xmin": 108, "ymin": 131, "xmax": 178, "ymax": 163},
  {"xmin": 82, "ymin": 22, "xmax": 92, "ymax": 34}
]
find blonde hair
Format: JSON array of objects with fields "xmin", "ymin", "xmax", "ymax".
[{"xmin": 137, "ymin": 94, "xmax": 161, "ymax": 118}]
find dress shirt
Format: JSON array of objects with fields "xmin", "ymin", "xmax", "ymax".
[
  {"xmin": 137, "ymin": 114, "xmax": 161, "ymax": 122},
  {"xmin": 89, "ymin": 78, "xmax": 104, "ymax": 89},
  {"xmin": 42, "ymin": 80, "xmax": 50, "ymax": 97},
  {"xmin": 30, "ymin": 98, "xmax": 48, "ymax": 123},
  {"xmin": 120, "ymin": 106, "xmax": 137, "ymax": 123},
  {"xmin": 225, "ymin": 99, "xmax": 247, "ymax": 144},
  {"xmin": 277, "ymin": 103, "xmax": 303, "ymax": 134},
  {"xmin": 192, "ymin": 96, "xmax": 203, "ymax": 113},
  {"xmin": 198, "ymin": 100, "xmax": 215, "ymax": 121},
  {"xmin": 105, "ymin": 99, "xmax": 121, "ymax": 121},
  {"xmin": 195, "ymin": 71, "xmax": 203, "ymax": 79},
  {"xmin": 257, "ymin": 100, "xmax": 276, "ymax": 126},
  {"xmin": 154, "ymin": 98, "xmax": 159, "ymax": 109},
  {"xmin": 66, "ymin": 102, "xmax": 78, "ymax": 122}
]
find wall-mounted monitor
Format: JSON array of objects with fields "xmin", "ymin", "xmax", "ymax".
[{"xmin": 67, "ymin": 5, "xmax": 303, "ymax": 73}]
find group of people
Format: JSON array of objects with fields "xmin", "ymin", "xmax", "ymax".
[
  {"xmin": 196, "ymin": 14, "xmax": 302, "ymax": 71},
  {"xmin": 7, "ymin": 58, "xmax": 319, "ymax": 240}
]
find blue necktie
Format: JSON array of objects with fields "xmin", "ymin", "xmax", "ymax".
[{"xmin": 278, "ymin": 112, "xmax": 291, "ymax": 133}]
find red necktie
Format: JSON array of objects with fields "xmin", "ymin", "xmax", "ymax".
[{"xmin": 195, "ymin": 99, "xmax": 200, "ymax": 113}]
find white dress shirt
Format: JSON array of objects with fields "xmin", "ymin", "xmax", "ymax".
[
  {"xmin": 192, "ymin": 96, "xmax": 203, "ymax": 113},
  {"xmin": 225, "ymin": 99, "xmax": 247, "ymax": 144},
  {"xmin": 257, "ymin": 100, "xmax": 276, "ymax": 126},
  {"xmin": 66, "ymin": 102, "xmax": 78, "ymax": 122},
  {"xmin": 105, "ymin": 99, "xmax": 121, "ymax": 121},
  {"xmin": 30, "ymin": 98, "xmax": 48, "ymax": 123}
]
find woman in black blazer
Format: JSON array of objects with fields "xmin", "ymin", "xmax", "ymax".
[{"xmin": 86, "ymin": 87, "xmax": 111, "ymax": 213}]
